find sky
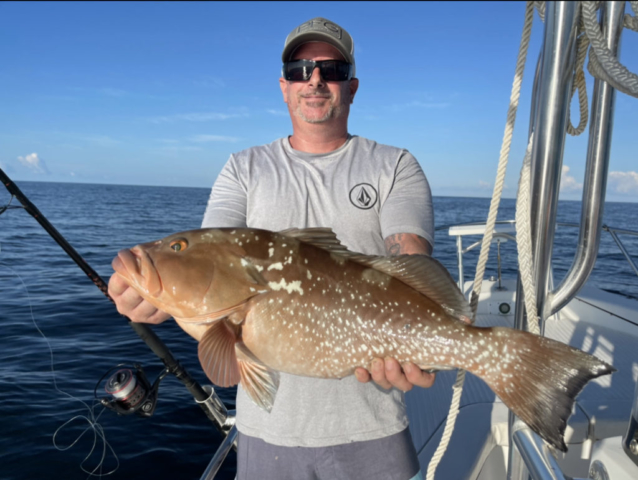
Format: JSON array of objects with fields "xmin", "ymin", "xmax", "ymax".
[{"xmin": 1, "ymin": 1, "xmax": 637, "ymax": 201}]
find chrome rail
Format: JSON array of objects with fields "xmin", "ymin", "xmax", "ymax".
[
  {"xmin": 547, "ymin": 1, "xmax": 626, "ymax": 318},
  {"xmin": 445, "ymin": 221, "xmax": 638, "ymax": 289},
  {"xmin": 200, "ymin": 425, "xmax": 239, "ymax": 480}
]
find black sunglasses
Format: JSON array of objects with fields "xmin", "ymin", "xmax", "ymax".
[{"xmin": 282, "ymin": 59, "xmax": 353, "ymax": 82}]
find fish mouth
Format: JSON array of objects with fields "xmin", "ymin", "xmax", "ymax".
[{"xmin": 112, "ymin": 247, "xmax": 162, "ymax": 297}]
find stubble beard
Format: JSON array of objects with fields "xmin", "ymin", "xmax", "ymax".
[{"xmin": 294, "ymin": 94, "xmax": 344, "ymax": 124}]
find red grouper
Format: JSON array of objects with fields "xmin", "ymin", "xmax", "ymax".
[{"xmin": 112, "ymin": 227, "xmax": 615, "ymax": 452}]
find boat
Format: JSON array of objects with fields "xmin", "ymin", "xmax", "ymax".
[{"xmin": 2, "ymin": 2, "xmax": 636, "ymax": 479}]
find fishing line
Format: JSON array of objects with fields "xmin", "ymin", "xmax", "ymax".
[{"xmin": 0, "ymin": 257, "xmax": 120, "ymax": 478}]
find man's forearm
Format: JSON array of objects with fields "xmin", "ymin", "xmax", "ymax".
[{"xmin": 384, "ymin": 233, "xmax": 432, "ymax": 256}]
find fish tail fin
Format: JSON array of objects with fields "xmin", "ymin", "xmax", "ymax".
[{"xmin": 477, "ymin": 327, "xmax": 615, "ymax": 452}]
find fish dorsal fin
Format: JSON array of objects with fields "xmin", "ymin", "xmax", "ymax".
[
  {"xmin": 198, "ymin": 319, "xmax": 242, "ymax": 388},
  {"xmin": 235, "ymin": 343, "xmax": 279, "ymax": 413},
  {"xmin": 280, "ymin": 228, "xmax": 471, "ymax": 321},
  {"xmin": 351, "ymin": 254, "xmax": 473, "ymax": 321},
  {"xmin": 279, "ymin": 227, "xmax": 353, "ymax": 255}
]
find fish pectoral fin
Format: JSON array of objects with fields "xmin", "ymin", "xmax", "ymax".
[
  {"xmin": 235, "ymin": 343, "xmax": 279, "ymax": 413},
  {"xmin": 198, "ymin": 319, "xmax": 241, "ymax": 388}
]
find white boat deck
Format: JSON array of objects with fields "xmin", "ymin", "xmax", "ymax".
[{"xmin": 405, "ymin": 278, "xmax": 638, "ymax": 479}]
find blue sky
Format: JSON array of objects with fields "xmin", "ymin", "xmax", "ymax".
[{"xmin": 1, "ymin": 1, "xmax": 637, "ymax": 201}]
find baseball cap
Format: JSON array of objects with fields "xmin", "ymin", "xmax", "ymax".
[{"xmin": 282, "ymin": 17, "xmax": 356, "ymax": 77}]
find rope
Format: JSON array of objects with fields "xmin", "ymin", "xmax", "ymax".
[
  {"xmin": 567, "ymin": 26, "xmax": 590, "ymax": 136},
  {"xmin": 425, "ymin": 2, "xmax": 536, "ymax": 477},
  {"xmin": 515, "ymin": 134, "xmax": 541, "ymax": 335},
  {"xmin": 583, "ymin": 1, "xmax": 638, "ymax": 97}
]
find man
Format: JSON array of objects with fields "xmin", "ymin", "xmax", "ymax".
[{"xmin": 109, "ymin": 17, "xmax": 435, "ymax": 480}]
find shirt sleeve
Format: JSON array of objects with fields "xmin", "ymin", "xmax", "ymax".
[
  {"xmin": 379, "ymin": 152, "xmax": 435, "ymax": 248},
  {"xmin": 201, "ymin": 155, "xmax": 248, "ymax": 228}
]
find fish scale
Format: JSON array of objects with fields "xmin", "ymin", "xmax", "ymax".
[{"xmin": 112, "ymin": 226, "xmax": 615, "ymax": 452}]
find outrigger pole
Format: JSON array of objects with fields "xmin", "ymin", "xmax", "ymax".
[{"xmin": 0, "ymin": 169, "xmax": 235, "ymax": 439}]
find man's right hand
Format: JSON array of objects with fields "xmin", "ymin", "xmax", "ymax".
[{"xmin": 108, "ymin": 272, "xmax": 171, "ymax": 324}]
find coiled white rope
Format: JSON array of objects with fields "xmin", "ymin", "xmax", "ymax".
[
  {"xmin": 425, "ymin": 2, "xmax": 536, "ymax": 478},
  {"xmin": 583, "ymin": 0, "xmax": 638, "ymax": 97}
]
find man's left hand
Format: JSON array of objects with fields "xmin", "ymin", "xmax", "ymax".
[{"xmin": 355, "ymin": 359, "xmax": 436, "ymax": 391}]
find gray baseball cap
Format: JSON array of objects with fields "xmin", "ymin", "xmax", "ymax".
[{"xmin": 282, "ymin": 17, "xmax": 356, "ymax": 77}]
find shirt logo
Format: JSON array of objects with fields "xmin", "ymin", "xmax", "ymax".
[{"xmin": 349, "ymin": 183, "xmax": 378, "ymax": 210}]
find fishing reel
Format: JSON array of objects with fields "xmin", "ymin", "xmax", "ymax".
[{"xmin": 96, "ymin": 363, "xmax": 169, "ymax": 417}]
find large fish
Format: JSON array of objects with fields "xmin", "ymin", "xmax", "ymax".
[{"xmin": 112, "ymin": 227, "xmax": 614, "ymax": 452}]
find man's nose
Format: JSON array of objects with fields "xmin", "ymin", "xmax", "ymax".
[{"xmin": 308, "ymin": 66, "xmax": 325, "ymax": 87}]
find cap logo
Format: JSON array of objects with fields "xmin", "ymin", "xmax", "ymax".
[{"xmin": 298, "ymin": 19, "xmax": 342, "ymax": 40}]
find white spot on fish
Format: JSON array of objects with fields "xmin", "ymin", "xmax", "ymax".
[
  {"xmin": 268, "ymin": 262, "xmax": 283, "ymax": 271},
  {"xmin": 268, "ymin": 279, "xmax": 304, "ymax": 295},
  {"xmin": 307, "ymin": 270, "xmax": 312, "ymax": 280},
  {"xmin": 241, "ymin": 259, "xmax": 249, "ymax": 267},
  {"xmin": 268, "ymin": 248, "xmax": 274, "ymax": 258},
  {"xmin": 255, "ymin": 265, "xmax": 264, "ymax": 272}
]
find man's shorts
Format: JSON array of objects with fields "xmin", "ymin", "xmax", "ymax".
[{"xmin": 236, "ymin": 427, "xmax": 421, "ymax": 480}]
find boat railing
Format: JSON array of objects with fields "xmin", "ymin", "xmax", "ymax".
[{"xmin": 442, "ymin": 220, "xmax": 638, "ymax": 297}]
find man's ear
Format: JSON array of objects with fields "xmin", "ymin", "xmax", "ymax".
[
  {"xmin": 279, "ymin": 77, "xmax": 289, "ymax": 103},
  {"xmin": 348, "ymin": 78, "xmax": 359, "ymax": 104}
]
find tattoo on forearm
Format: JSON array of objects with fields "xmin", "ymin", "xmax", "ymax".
[{"xmin": 384, "ymin": 233, "xmax": 432, "ymax": 256}]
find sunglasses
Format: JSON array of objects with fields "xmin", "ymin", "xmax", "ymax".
[{"xmin": 282, "ymin": 59, "xmax": 353, "ymax": 82}]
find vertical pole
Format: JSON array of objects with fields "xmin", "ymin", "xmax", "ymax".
[
  {"xmin": 547, "ymin": 1, "xmax": 625, "ymax": 316},
  {"xmin": 528, "ymin": 0, "xmax": 580, "ymax": 333},
  {"xmin": 507, "ymin": 3, "xmax": 580, "ymax": 479},
  {"xmin": 457, "ymin": 235, "xmax": 465, "ymax": 293}
]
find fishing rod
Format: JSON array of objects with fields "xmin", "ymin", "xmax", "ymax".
[{"xmin": 0, "ymin": 168, "xmax": 235, "ymax": 437}]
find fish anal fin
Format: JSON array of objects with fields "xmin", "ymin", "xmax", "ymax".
[
  {"xmin": 197, "ymin": 320, "xmax": 241, "ymax": 388},
  {"xmin": 351, "ymin": 254, "xmax": 473, "ymax": 321},
  {"xmin": 235, "ymin": 343, "xmax": 279, "ymax": 413}
]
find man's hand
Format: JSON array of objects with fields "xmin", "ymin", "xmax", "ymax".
[
  {"xmin": 355, "ymin": 232, "xmax": 437, "ymax": 391},
  {"xmin": 354, "ymin": 360, "xmax": 436, "ymax": 392},
  {"xmin": 108, "ymin": 272, "xmax": 171, "ymax": 324}
]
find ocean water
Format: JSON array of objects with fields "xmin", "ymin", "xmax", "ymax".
[{"xmin": 0, "ymin": 181, "xmax": 637, "ymax": 480}]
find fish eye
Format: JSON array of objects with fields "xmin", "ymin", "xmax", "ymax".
[{"xmin": 170, "ymin": 239, "xmax": 188, "ymax": 252}]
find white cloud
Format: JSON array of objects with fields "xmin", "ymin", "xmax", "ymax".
[
  {"xmin": 148, "ymin": 112, "xmax": 247, "ymax": 124},
  {"xmin": 479, "ymin": 180, "xmax": 491, "ymax": 189},
  {"xmin": 608, "ymin": 171, "xmax": 638, "ymax": 195},
  {"xmin": 17, "ymin": 153, "xmax": 49, "ymax": 174},
  {"xmin": 390, "ymin": 101, "xmax": 450, "ymax": 112},
  {"xmin": 560, "ymin": 165, "xmax": 582, "ymax": 192},
  {"xmin": 190, "ymin": 135, "xmax": 240, "ymax": 143},
  {"xmin": 100, "ymin": 88, "xmax": 127, "ymax": 97},
  {"xmin": 82, "ymin": 135, "xmax": 120, "ymax": 147},
  {"xmin": 267, "ymin": 109, "xmax": 289, "ymax": 116},
  {"xmin": 193, "ymin": 76, "xmax": 225, "ymax": 88}
]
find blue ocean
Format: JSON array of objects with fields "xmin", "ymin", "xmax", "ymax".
[{"xmin": 1, "ymin": 181, "xmax": 637, "ymax": 480}]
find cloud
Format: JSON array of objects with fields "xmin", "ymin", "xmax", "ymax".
[
  {"xmin": 148, "ymin": 112, "xmax": 247, "ymax": 124},
  {"xmin": 18, "ymin": 153, "xmax": 50, "ymax": 174},
  {"xmin": 560, "ymin": 165, "xmax": 582, "ymax": 192},
  {"xmin": 267, "ymin": 109, "xmax": 289, "ymax": 116},
  {"xmin": 189, "ymin": 135, "xmax": 240, "ymax": 143},
  {"xmin": 99, "ymin": 88, "xmax": 128, "ymax": 97},
  {"xmin": 389, "ymin": 101, "xmax": 450, "ymax": 112},
  {"xmin": 193, "ymin": 76, "xmax": 225, "ymax": 88},
  {"xmin": 82, "ymin": 135, "xmax": 120, "ymax": 147},
  {"xmin": 479, "ymin": 180, "xmax": 491, "ymax": 189},
  {"xmin": 608, "ymin": 171, "xmax": 638, "ymax": 195}
]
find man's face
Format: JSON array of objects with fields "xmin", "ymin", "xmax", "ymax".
[{"xmin": 279, "ymin": 42, "xmax": 359, "ymax": 125}]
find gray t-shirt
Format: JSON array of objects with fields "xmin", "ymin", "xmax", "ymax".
[{"xmin": 202, "ymin": 134, "xmax": 434, "ymax": 447}]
